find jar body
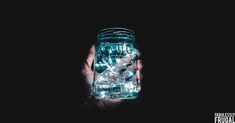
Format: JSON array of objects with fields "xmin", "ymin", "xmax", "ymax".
[{"xmin": 93, "ymin": 28, "xmax": 139, "ymax": 100}]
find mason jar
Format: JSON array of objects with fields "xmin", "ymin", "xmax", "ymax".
[{"xmin": 93, "ymin": 27, "xmax": 139, "ymax": 100}]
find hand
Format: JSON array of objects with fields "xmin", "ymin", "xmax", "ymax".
[{"xmin": 81, "ymin": 45, "xmax": 143, "ymax": 110}]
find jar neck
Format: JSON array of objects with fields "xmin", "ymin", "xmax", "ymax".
[{"xmin": 97, "ymin": 27, "xmax": 135, "ymax": 43}]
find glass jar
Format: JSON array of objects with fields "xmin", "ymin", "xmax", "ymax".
[{"xmin": 93, "ymin": 27, "xmax": 139, "ymax": 100}]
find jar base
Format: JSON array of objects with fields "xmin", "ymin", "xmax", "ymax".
[{"xmin": 93, "ymin": 81, "xmax": 138, "ymax": 100}]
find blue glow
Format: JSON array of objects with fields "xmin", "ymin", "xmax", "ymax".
[{"xmin": 93, "ymin": 28, "xmax": 139, "ymax": 100}]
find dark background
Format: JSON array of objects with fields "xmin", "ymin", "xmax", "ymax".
[{"xmin": 1, "ymin": 0, "xmax": 234, "ymax": 123}]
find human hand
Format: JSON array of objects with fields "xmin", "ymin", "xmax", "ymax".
[{"xmin": 81, "ymin": 45, "xmax": 143, "ymax": 109}]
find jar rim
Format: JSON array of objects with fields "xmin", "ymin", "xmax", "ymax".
[
  {"xmin": 97, "ymin": 27, "xmax": 135, "ymax": 42},
  {"xmin": 98, "ymin": 27, "xmax": 135, "ymax": 34}
]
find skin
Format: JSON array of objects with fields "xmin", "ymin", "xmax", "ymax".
[{"xmin": 81, "ymin": 45, "xmax": 143, "ymax": 110}]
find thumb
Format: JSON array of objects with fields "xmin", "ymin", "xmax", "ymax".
[
  {"xmin": 81, "ymin": 45, "xmax": 95, "ymax": 76},
  {"xmin": 86, "ymin": 45, "xmax": 95, "ymax": 68}
]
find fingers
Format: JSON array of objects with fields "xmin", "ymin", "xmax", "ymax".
[
  {"xmin": 123, "ymin": 59, "xmax": 143, "ymax": 92},
  {"xmin": 136, "ymin": 69, "xmax": 143, "ymax": 81},
  {"xmin": 137, "ymin": 50, "xmax": 141, "ymax": 58},
  {"xmin": 137, "ymin": 60, "xmax": 143, "ymax": 71},
  {"xmin": 137, "ymin": 79, "xmax": 142, "ymax": 92},
  {"xmin": 119, "ymin": 51, "xmax": 143, "ymax": 92},
  {"xmin": 136, "ymin": 59, "xmax": 143, "ymax": 92}
]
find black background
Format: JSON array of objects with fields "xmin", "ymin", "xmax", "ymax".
[{"xmin": 1, "ymin": 0, "xmax": 234, "ymax": 123}]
